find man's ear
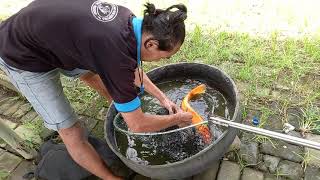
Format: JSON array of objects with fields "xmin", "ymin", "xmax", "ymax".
[{"xmin": 144, "ymin": 39, "xmax": 159, "ymax": 50}]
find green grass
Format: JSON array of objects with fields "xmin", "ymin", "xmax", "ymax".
[
  {"xmin": 0, "ymin": 170, "xmax": 9, "ymax": 180},
  {"xmin": 50, "ymin": 26, "xmax": 319, "ymax": 136},
  {"xmin": 299, "ymin": 104, "xmax": 320, "ymax": 135},
  {"xmin": 61, "ymin": 76, "xmax": 109, "ymax": 118}
]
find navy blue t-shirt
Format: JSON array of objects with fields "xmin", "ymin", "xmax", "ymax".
[{"xmin": 0, "ymin": 0, "xmax": 141, "ymax": 111}]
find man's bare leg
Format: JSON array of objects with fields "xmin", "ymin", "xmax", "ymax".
[
  {"xmin": 58, "ymin": 122, "xmax": 122, "ymax": 180},
  {"xmin": 80, "ymin": 72, "xmax": 113, "ymax": 103}
]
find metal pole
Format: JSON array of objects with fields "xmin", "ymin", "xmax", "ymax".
[{"xmin": 209, "ymin": 116, "xmax": 320, "ymax": 150}]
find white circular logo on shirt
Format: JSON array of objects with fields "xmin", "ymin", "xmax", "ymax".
[{"xmin": 91, "ymin": 1, "xmax": 118, "ymax": 22}]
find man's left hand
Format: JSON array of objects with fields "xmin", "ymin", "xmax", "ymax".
[{"xmin": 160, "ymin": 98, "xmax": 180, "ymax": 114}]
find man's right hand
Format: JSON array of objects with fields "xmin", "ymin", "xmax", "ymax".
[{"xmin": 175, "ymin": 110, "xmax": 193, "ymax": 127}]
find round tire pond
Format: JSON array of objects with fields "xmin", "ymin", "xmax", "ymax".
[{"xmin": 105, "ymin": 63, "xmax": 241, "ymax": 179}]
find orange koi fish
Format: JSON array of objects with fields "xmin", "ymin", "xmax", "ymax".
[{"xmin": 181, "ymin": 84, "xmax": 212, "ymax": 144}]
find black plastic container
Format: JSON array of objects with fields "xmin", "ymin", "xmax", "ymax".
[{"xmin": 105, "ymin": 63, "xmax": 241, "ymax": 179}]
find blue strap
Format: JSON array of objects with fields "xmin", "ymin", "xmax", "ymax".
[
  {"xmin": 113, "ymin": 17, "xmax": 143, "ymax": 113},
  {"xmin": 132, "ymin": 17, "xmax": 144, "ymax": 94},
  {"xmin": 132, "ymin": 17, "xmax": 143, "ymax": 66},
  {"xmin": 114, "ymin": 96, "xmax": 141, "ymax": 112}
]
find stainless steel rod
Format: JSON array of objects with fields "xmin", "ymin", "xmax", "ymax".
[{"xmin": 209, "ymin": 116, "xmax": 320, "ymax": 150}]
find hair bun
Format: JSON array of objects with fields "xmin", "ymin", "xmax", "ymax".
[
  {"xmin": 144, "ymin": 3, "xmax": 157, "ymax": 16},
  {"xmin": 142, "ymin": 3, "xmax": 187, "ymax": 51},
  {"xmin": 166, "ymin": 4, "xmax": 187, "ymax": 14}
]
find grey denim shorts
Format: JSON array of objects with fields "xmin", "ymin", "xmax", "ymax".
[{"xmin": 0, "ymin": 57, "xmax": 89, "ymax": 131}]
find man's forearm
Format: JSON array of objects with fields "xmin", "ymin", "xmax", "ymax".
[
  {"xmin": 134, "ymin": 69, "xmax": 167, "ymax": 102},
  {"xmin": 122, "ymin": 108, "xmax": 180, "ymax": 132}
]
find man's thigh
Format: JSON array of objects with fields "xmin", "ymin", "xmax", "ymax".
[{"xmin": 0, "ymin": 57, "xmax": 78, "ymax": 131}]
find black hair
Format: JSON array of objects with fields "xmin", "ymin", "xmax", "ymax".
[{"xmin": 142, "ymin": 3, "xmax": 187, "ymax": 51}]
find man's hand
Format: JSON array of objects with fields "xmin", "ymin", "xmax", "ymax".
[
  {"xmin": 175, "ymin": 109, "xmax": 193, "ymax": 127},
  {"xmin": 160, "ymin": 97, "xmax": 180, "ymax": 114},
  {"xmin": 160, "ymin": 97, "xmax": 193, "ymax": 127}
]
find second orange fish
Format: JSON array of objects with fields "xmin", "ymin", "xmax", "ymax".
[{"xmin": 181, "ymin": 84, "xmax": 212, "ymax": 144}]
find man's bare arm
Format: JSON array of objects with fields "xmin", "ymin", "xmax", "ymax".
[{"xmin": 121, "ymin": 107, "xmax": 191, "ymax": 133}]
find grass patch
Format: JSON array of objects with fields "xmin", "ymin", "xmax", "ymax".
[
  {"xmin": 299, "ymin": 105, "xmax": 320, "ymax": 135},
  {"xmin": 54, "ymin": 27, "xmax": 319, "ymax": 134},
  {"xmin": 0, "ymin": 170, "xmax": 9, "ymax": 180},
  {"xmin": 61, "ymin": 76, "xmax": 109, "ymax": 118}
]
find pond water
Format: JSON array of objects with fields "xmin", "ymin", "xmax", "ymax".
[{"xmin": 114, "ymin": 79, "xmax": 231, "ymax": 165}]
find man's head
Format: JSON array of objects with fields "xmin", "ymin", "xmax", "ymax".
[{"xmin": 140, "ymin": 3, "xmax": 187, "ymax": 62}]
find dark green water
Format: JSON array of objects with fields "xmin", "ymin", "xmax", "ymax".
[{"xmin": 114, "ymin": 80, "xmax": 231, "ymax": 165}]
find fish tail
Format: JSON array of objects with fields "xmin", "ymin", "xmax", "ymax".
[
  {"xmin": 190, "ymin": 84, "xmax": 206, "ymax": 97},
  {"xmin": 198, "ymin": 125, "xmax": 212, "ymax": 144}
]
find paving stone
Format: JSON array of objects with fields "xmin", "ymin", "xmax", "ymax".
[
  {"xmin": 0, "ymin": 116, "xmax": 18, "ymax": 129},
  {"xmin": 261, "ymin": 140, "xmax": 303, "ymax": 163},
  {"xmin": 20, "ymin": 110, "xmax": 38, "ymax": 123},
  {"xmin": 14, "ymin": 125, "xmax": 42, "ymax": 145},
  {"xmin": 265, "ymin": 114, "xmax": 283, "ymax": 130},
  {"xmin": 0, "ymin": 152, "xmax": 22, "ymax": 173},
  {"xmin": 258, "ymin": 162, "xmax": 269, "ymax": 172},
  {"xmin": 39, "ymin": 126, "xmax": 56, "ymax": 140},
  {"xmin": 0, "ymin": 139, "xmax": 5, "ymax": 148},
  {"xmin": 0, "ymin": 148, "xmax": 5, "ymax": 156},
  {"xmin": 79, "ymin": 115, "xmax": 98, "ymax": 133},
  {"xmin": 264, "ymin": 173, "xmax": 288, "ymax": 180},
  {"xmin": 3, "ymin": 144, "xmax": 19, "ymax": 155},
  {"xmin": 305, "ymin": 134, "xmax": 320, "ymax": 167},
  {"xmin": 3, "ymin": 101, "xmax": 24, "ymax": 117},
  {"xmin": 287, "ymin": 108, "xmax": 303, "ymax": 130},
  {"xmin": 287, "ymin": 131, "xmax": 302, "ymax": 138},
  {"xmin": 28, "ymin": 115, "xmax": 56, "ymax": 140},
  {"xmin": 0, "ymin": 96, "xmax": 13, "ymax": 105},
  {"xmin": 262, "ymin": 155, "xmax": 280, "ymax": 174},
  {"xmin": 12, "ymin": 103, "xmax": 32, "ymax": 119},
  {"xmin": 240, "ymin": 141, "xmax": 259, "ymax": 164},
  {"xmin": 96, "ymin": 107, "xmax": 107, "ymax": 121},
  {"xmin": 223, "ymin": 151, "xmax": 238, "ymax": 162},
  {"xmin": 304, "ymin": 166, "xmax": 320, "ymax": 180},
  {"xmin": 91, "ymin": 121, "xmax": 105, "ymax": 141},
  {"xmin": 277, "ymin": 160, "xmax": 303, "ymax": 180},
  {"xmin": 257, "ymin": 153, "xmax": 268, "ymax": 172},
  {"xmin": 240, "ymin": 132, "xmax": 255, "ymax": 142},
  {"xmin": 216, "ymin": 161, "xmax": 241, "ymax": 180},
  {"xmin": 8, "ymin": 160, "xmax": 36, "ymax": 180},
  {"xmin": 0, "ymin": 91, "xmax": 8, "ymax": 101},
  {"xmin": 228, "ymin": 135, "xmax": 241, "ymax": 152},
  {"xmin": 241, "ymin": 168, "xmax": 264, "ymax": 180},
  {"xmin": 193, "ymin": 160, "xmax": 220, "ymax": 180},
  {"xmin": 0, "ymin": 74, "xmax": 19, "ymax": 93},
  {"xmin": 269, "ymin": 101, "xmax": 281, "ymax": 111},
  {"xmin": 0, "ymin": 98, "xmax": 19, "ymax": 114}
]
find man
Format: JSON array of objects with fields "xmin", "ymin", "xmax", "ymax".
[{"xmin": 0, "ymin": 0, "xmax": 192, "ymax": 179}]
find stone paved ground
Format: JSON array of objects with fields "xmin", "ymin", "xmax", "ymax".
[
  {"xmin": 0, "ymin": 85, "xmax": 107, "ymax": 180},
  {"xmin": 0, "ymin": 81, "xmax": 320, "ymax": 180}
]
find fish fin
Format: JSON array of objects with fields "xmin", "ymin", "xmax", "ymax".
[{"xmin": 190, "ymin": 84, "xmax": 206, "ymax": 97}]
